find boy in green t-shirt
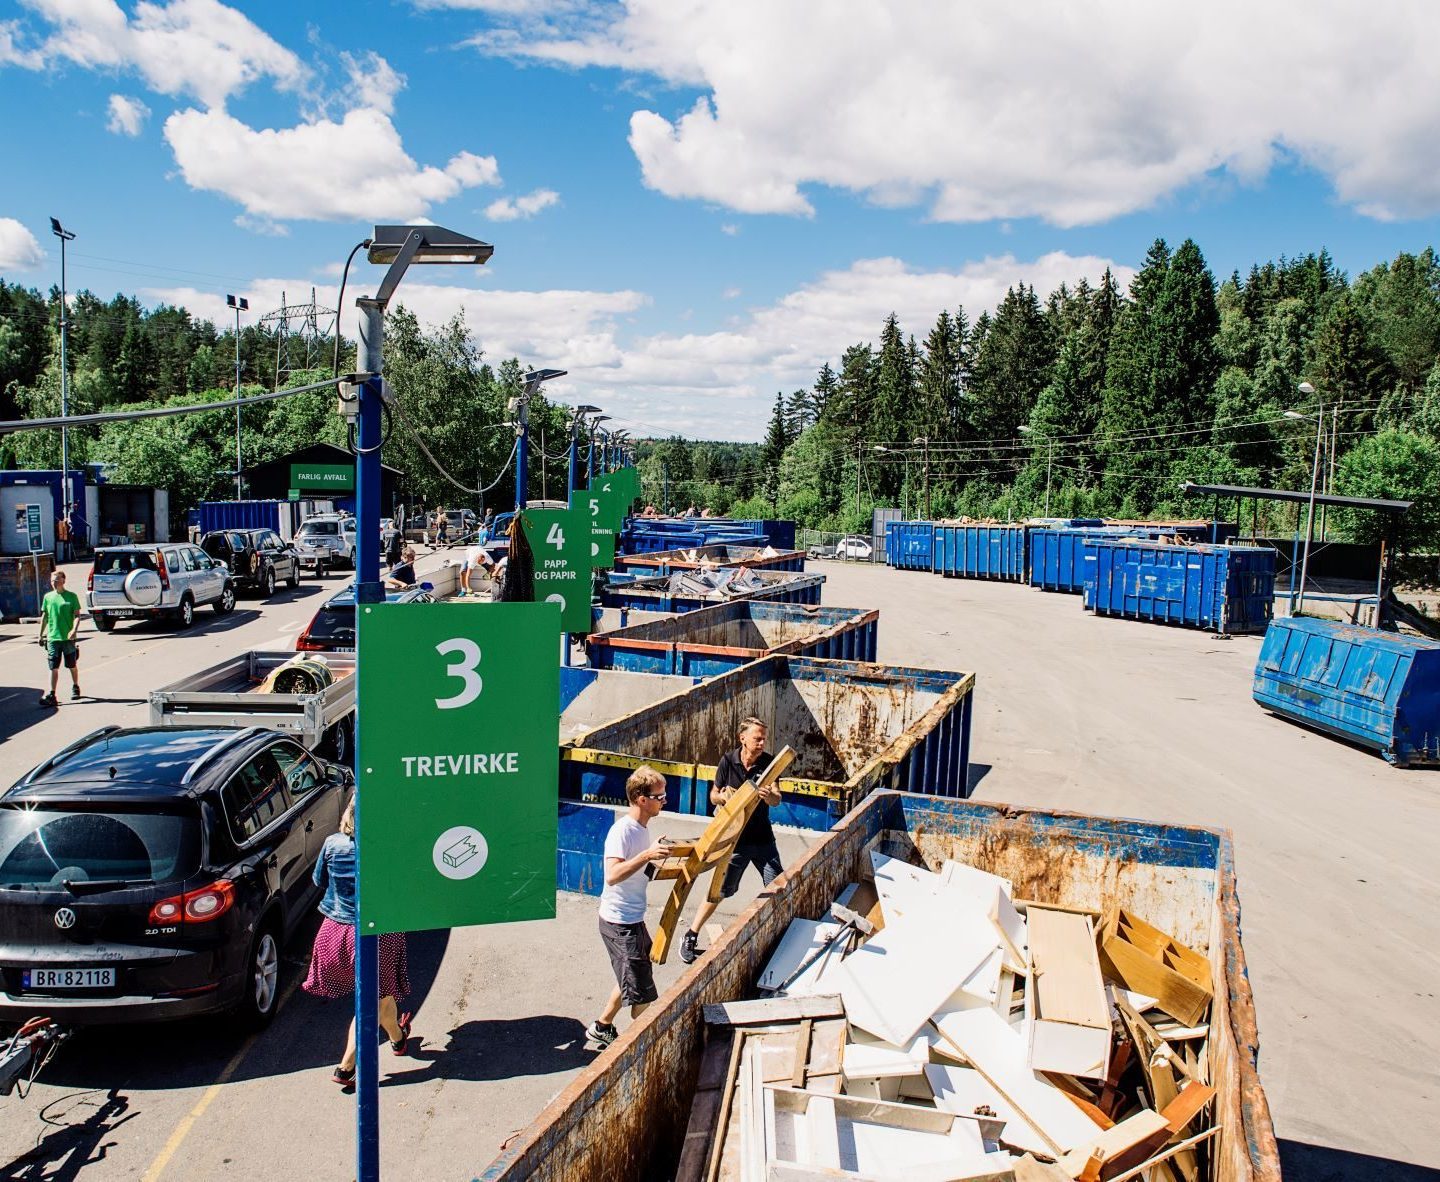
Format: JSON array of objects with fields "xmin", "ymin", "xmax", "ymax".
[{"xmin": 38, "ymin": 569, "xmax": 82, "ymax": 706}]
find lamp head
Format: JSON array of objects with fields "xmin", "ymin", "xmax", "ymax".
[
  {"xmin": 1283, "ymin": 410, "xmax": 1307, "ymax": 420},
  {"xmin": 1297, "ymin": 381, "xmax": 1316, "ymax": 396},
  {"xmin": 368, "ymin": 225, "xmax": 494, "ymax": 266}
]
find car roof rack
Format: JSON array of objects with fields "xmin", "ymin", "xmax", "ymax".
[
  {"xmin": 17, "ymin": 725, "xmax": 125, "ymax": 787},
  {"xmin": 180, "ymin": 727, "xmax": 263, "ymax": 786}
]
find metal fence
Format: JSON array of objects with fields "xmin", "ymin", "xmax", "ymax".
[{"xmin": 796, "ymin": 529, "xmax": 885, "ymax": 562}]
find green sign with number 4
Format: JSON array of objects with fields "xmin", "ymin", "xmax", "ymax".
[
  {"xmin": 356, "ymin": 601, "xmax": 560, "ymax": 934},
  {"xmin": 519, "ymin": 506, "xmax": 593, "ymax": 632}
]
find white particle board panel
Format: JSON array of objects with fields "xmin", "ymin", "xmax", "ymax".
[
  {"xmin": 759, "ymin": 918, "xmax": 846, "ymax": 993},
  {"xmin": 930, "ymin": 1006, "xmax": 1102, "ymax": 1156},
  {"xmin": 925, "ymin": 1063, "xmax": 1052, "ymax": 1159}
]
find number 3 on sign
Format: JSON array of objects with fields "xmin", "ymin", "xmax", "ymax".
[
  {"xmin": 435, "ymin": 638, "xmax": 482, "ymax": 709},
  {"xmin": 546, "ymin": 522, "xmax": 565, "ymax": 549}
]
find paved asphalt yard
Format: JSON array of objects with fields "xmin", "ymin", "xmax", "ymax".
[{"xmin": 0, "ymin": 557, "xmax": 1435, "ymax": 1180}]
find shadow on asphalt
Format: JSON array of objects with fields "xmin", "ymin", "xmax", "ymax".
[
  {"xmin": 379, "ymin": 1014, "xmax": 596, "ymax": 1087},
  {"xmin": 1280, "ymin": 1139, "xmax": 1440, "ymax": 1181},
  {"xmin": 105, "ymin": 609, "xmax": 263, "ymax": 642},
  {"xmin": 13, "ymin": 924, "xmax": 452, "ymax": 1092},
  {"xmin": 0, "ymin": 1086, "xmax": 136, "ymax": 1182}
]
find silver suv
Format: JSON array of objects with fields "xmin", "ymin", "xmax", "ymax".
[
  {"xmin": 294, "ymin": 515, "xmax": 357, "ymax": 573},
  {"xmin": 88, "ymin": 544, "xmax": 237, "ymax": 631}
]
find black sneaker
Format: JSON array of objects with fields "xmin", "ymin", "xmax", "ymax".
[
  {"xmin": 679, "ymin": 930, "xmax": 700, "ymax": 964},
  {"xmin": 332, "ymin": 1065, "xmax": 356, "ymax": 1088},
  {"xmin": 39, "ymin": 693, "xmax": 56, "ymax": 707},
  {"xmin": 71, "ymin": 686, "xmax": 82, "ymax": 701},
  {"xmin": 585, "ymin": 1021, "xmax": 617, "ymax": 1048}
]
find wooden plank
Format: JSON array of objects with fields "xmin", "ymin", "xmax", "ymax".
[
  {"xmin": 1100, "ymin": 910, "xmax": 1211, "ymax": 1027},
  {"xmin": 790, "ymin": 1019, "xmax": 813, "ymax": 1089},
  {"xmin": 678, "ymin": 1031, "xmax": 735, "ymax": 1182},
  {"xmin": 705, "ymin": 1031, "xmax": 747, "ymax": 1182},
  {"xmin": 1027, "ymin": 906, "xmax": 1110, "ymax": 1080},
  {"xmin": 1056, "ymin": 1110, "xmax": 1170, "ymax": 1178},
  {"xmin": 1105, "ymin": 1126, "xmax": 1221, "ymax": 1182},
  {"xmin": 705, "ymin": 995, "xmax": 845, "ymax": 1027},
  {"xmin": 1161, "ymin": 1081, "xmax": 1215, "ymax": 1135}
]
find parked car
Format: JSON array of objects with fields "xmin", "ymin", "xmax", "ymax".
[
  {"xmin": 200, "ymin": 528, "xmax": 302, "ymax": 598},
  {"xmin": 295, "ymin": 582, "xmax": 436, "ymax": 654},
  {"xmin": 0, "ymin": 725, "xmax": 352, "ymax": 1027},
  {"xmin": 293, "ymin": 514, "xmax": 357, "ymax": 573},
  {"xmin": 835, "ymin": 535, "xmax": 874, "ymax": 561},
  {"xmin": 88, "ymin": 544, "xmax": 236, "ymax": 631}
]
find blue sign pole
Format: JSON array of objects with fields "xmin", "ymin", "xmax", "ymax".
[{"xmin": 353, "ymin": 298, "xmax": 385, "ymax": 1182}]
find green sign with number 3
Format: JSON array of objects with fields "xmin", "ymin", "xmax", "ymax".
[
  {"xmin": 519, "ymin": 507, "xmax": 593, "ymax": 632},
  {"xmin": 356, "ymin": 601, "xmax": 560, "ymax": 934}
]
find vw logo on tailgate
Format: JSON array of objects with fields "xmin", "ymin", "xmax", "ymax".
[{"xmin": 53, "ymin": 907, "xmax": 77, "ymax": 930}]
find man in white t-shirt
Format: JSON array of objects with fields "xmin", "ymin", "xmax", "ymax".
[
  {"xmin": 586, "ymin": 765, "xmax": 670, "ymax": 1048},
  {"xmin": 460, "ymin": 542, "xmax": 495, "ymax": 596}
]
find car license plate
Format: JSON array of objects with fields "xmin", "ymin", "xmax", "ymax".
[
  {"xmin": 109, "ymin": 609, "xmax": 135, "ymax": 618},
  {"xmin": 23, "ymin": 967, "xmax": 115, "ymax": 989}
]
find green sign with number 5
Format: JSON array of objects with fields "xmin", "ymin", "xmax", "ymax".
[
  {"xmin": 356, "ymin": 601, "xmax": 560, "ymax": 934},
  {"xmin": 573, "ymin": 487, "xmax": 618, "ymax": 569},
  {"xmin": 519, "ymin": 506, "xmax": 593, "ymax": 632}
]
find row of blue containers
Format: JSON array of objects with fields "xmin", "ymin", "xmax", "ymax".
[
  {"xmin": 1254, "ymin": 617, "xmax": 1440, "ymax": 767},
  {"xmin": 620, "ymin": 517, "xmax": 795, "ymax": 554}
]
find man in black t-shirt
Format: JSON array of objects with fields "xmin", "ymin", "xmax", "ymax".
[{"xmin": 679, "ymin": 716, "xmax": 782, "ymax": 964}]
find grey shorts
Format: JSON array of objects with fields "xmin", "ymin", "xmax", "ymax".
[
  {"xmin": 720, "ymin": 842, "xmax": 783, "ymax": 899},
  {"xmin": 598, "ymin": 917, "xmax": 658, "ymax": 1006}
]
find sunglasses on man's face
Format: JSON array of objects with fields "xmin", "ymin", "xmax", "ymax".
[{"xmin": 641, "ymin": 792, "xmax": 666, "ymax": 802}]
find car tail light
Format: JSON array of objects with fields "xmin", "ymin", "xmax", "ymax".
[
  {"xmin": 156, "ymin": 549, "xmax": 170, "ymax": 590},
  {"xmin": 295, "ymin": 624, "xmax": 324, "ymax": 651},
  {"xmin": 87, "ymin": 567, "xmax": 94, "ymax": 592},
  {"xmin": 148, "ymin": 880, "xmax": 235, "ymax": 926}
]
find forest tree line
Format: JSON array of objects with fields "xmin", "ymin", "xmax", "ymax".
[
  {"xmin": 4, "ymin": 237, "xmax": 1440, "ymax": 546},
  {"xmin": 636, "ymin": 241, "xmax": 1440, "ymax": 548}
]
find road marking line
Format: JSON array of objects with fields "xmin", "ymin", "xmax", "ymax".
[{"xmin": 139, "ymin": 971, "xmax": 305, "ymax": 1182}]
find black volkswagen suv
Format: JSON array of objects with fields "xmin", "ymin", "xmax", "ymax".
[{"xmin": 0, "ymin": 727, "xmax": 351, "ymax": 1027}]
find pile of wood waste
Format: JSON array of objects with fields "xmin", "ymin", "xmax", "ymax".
[{"xmin": 678, "ymin": 852, "xmax": 1218, "ymax": 1182}]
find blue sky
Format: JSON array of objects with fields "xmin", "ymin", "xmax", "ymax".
[{"xmin": 2, "ymin": 0, "xmax": 1439, "ymax": 440}]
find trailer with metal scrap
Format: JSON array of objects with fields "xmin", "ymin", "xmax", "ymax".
[
  {"xmin": 485, "ymin": 790, "xmax": 1278, "ymax": 1182},
  {"xmin": 614, "ymin": 542, "xmax": 806, "ymax": 575},
  {"xmin": 1253, "ymin": 617, "xmax": 1440, "ymax": 766},
  {"xmin": 601, "ymin": 568, "xmax": 825, "ymax": 612},
  {"xmin": 561, "ymin": 654, "xmax": 973, "ymax": 830},
  {"xmin": 586, "ymin": 601, "xmax": 878, "ymax": 676},
  {"xmin": 148, "ymin": 650, "xmax": 356, "ymax": 758}
]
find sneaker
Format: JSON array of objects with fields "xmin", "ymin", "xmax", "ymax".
[
  {"xmin": 679, "ymin": 930, "xmax": 700, "ymax": 964},
  {"xmin": 585, "ymin": 1020, "xmax": 617, "ymax": 1048},
  {"xmin": 39, "ymin": 693, "xmax": 57, "ymax": 707},
  {"xmin": 390, "ymin": 1012, "xmax": 412, "ymax": 1054},
  {"xmin": 332, "ymin": 1065, "xmax": 356, "ymax": 1088},
  {"xmin": 71, "ymin": 686, "xmax": 82, "ymax": 701}
]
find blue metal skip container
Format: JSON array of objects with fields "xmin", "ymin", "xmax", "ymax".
[
  {"xmin": 1030, "ymin": 525, "xmax": 1213, "ymax": 594},
  {"xmin": 934, "ymin": 523, "xmax": 1027, "ymax": 581},
  {"xmin": 587, "ymin": 601, "xmax": 878, "ymax": 677},
  {"xmin": 601, "ymin": 569, "xmax": 824, "ymax": 612},
  {"xmin": 1088, "ymin": 541, "xmax": 1275, "ymax": 633},
  {"xmin": 561, "ymin": 654, "xmax": 975, "ymax": 830},
  {"xmin": 884, "ymin": 521, "xmax": 936, "ymax": 570},
  {"xmin": 1253, "ymin": 618, "xmax": 1440, "ymax": 766}
]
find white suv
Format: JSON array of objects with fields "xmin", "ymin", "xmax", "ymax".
[
  {"xmin": 294, "ymin": 515, "xmax": 357, "ymax": 573},
  {"xmin": 88, "ymin": 544, "xmax": 237, "ymax": 631}
]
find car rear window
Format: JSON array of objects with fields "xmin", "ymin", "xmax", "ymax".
[
  {"xmin": 300, "ymin": 521, "xmax": 339, "ymax": 536},
  {"xmin": 305, "ymin": 604, "xmax": 354, "ymax": 647},
  {"xmin": 0, "ymin": 804, "xmax": 201, "ymax": 888},
  {"xmin": 93, "ymin": 550, "xmax": 158, "ymax": 574}
]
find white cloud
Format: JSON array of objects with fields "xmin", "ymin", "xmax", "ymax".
[
  {"xmin": 163, "ymin": 107, "xmax": 500, "ymax": 222},
  {"xmin": 0, "ymin": 218, "xmax": 45, "ymax": 270},
  {"xmin": 721, "ymin": 286, "xmax": 740, "ymax": 300},
  {"xmin": 340, "ymin": 49, "xmax": 404, "ymax": 116},
  {"xmin": 720, "ymin": 223, "xmax": 739, "ymax": 236},
  {"xmin": 7, "ymin": 0, "xmax": 306, "ymax": 108},
  {"xmin": 142, "ymin": 250, "xmax": 1126, "ymax": 440},
  {"xmin": 484, "ymin": 188, "xmax": 560, "ymax": 221},
  {"xmin": 106, "ymin": 93, "xmax": 150, "ymax": 135},
  {"xmin": 473, "ymin": 0, "xmax": 1440, "ymax": 224}
]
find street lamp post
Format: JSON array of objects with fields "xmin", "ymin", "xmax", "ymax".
[
  {"xmin": 352, "ymin": 223, "xmax": 492, "ymax": 1182},
  {"xmin": 569, "ymin": 405, "xmax": 600, "ymax": 496},
  {"xmin": 513, "ymin": 368, "xmax": 566, "ymax": 512},
  {"xmin": 914, "ymin": 436, "xmax": 931, "ymax": 520},
  {"xmin": 588, "ymin": 415, "xmax": 610, "ymax": 484},
  {"xmin": 1286, "ymin": 380, "xmax": 1323, "ymax": 615},
  {"xmin": 50, "ymin": 218, "xmax": 75, "ymax": 530},
  {"xmin": 226, "ymin": 295, "xmax": 249, "ymax": 500}
]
